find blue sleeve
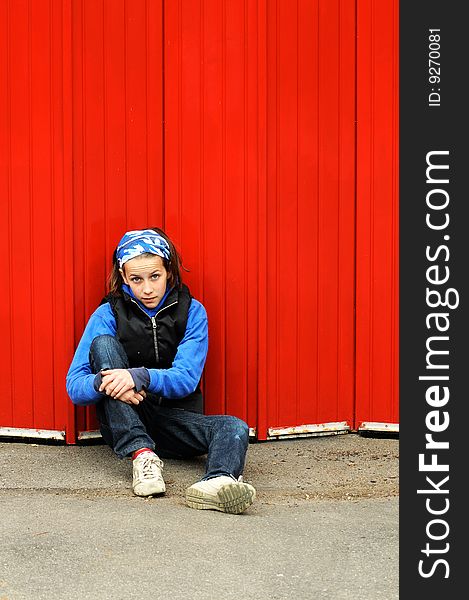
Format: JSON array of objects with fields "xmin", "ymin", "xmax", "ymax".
[
  {"xmin": 147, "ymin": 299, "xmax": 208, "ymax": 399},
  {"xmin": 66, "ymin": 303, "xmax": 117, "ymax": 406}
]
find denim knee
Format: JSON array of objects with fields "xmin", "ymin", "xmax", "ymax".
[
  {"xmin": 90, "ymin": 334, "xmax": 118, "ymax": 355},
  {"xmin": 89, "ymin": 334, "xmax": 129, "ymax": 372},
  {"xmin": 221, "ymin": 415, "xmax": 249, "ymax": 442}
]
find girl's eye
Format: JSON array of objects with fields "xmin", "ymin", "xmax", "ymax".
[
  {"xmin": 151, "ymin": 274, "xmax": 160, "ymax": 280},
  {"xmin": 130, "ymin": 277, "xmax": 141, "ymax": 283}
]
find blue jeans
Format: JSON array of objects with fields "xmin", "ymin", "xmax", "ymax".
[{"xmin": 89, "ymin": 335, "xmax": 250, "ymax": 481}]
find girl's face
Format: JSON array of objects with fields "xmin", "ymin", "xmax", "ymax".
[{"xmin": 120, "ymin": 254, "xmax": 169, "ymax": 309}]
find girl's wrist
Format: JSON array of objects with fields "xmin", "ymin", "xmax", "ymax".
[{"xmin": 128, "ymin": 367, "xmax": 150, "ymax": 392}]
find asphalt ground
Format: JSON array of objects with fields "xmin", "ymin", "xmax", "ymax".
[{"xmin": 0, "ymin": 433, "xmax": 399, "ymax": 600}]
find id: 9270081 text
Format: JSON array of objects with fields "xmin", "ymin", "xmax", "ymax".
[{"xmin": 428, "ymin": 29, "xmax": 441, "ymax": 107}]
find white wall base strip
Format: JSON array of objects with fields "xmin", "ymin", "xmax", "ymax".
[
  {"xmin": 77, "ymin": 430, "xmax": 103, "ymax": 441},
  {"xmin": 268, "ymin": 421, "xmax": 350, "ymax": 440},
  {"xmin": 0, "ymin": 427, "xmax": 65, "ymax": 441},
  {"xmin": 358, "ymin": 422, "xmax": 399, "ymax": 433}
]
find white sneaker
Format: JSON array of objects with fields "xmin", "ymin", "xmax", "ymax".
[
  {"xmin": 185, "ymin": 475, "xmax": 256, "ymax": 514},
  {"xmin": 132, "ymin": 452, "xmax": 166, "ymax": 497}
]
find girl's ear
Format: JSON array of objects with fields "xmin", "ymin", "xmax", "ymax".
[{"xmin": 119, "ymin": 267, "xmax": 128, "ymax": 284}]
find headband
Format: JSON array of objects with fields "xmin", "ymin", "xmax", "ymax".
[{"xmin": 116, "ymin": 229, "xmax": 171, "ymax": 268}]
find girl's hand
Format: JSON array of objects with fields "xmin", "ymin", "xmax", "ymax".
[
  {"xmin": 116, "ymin": 389, "xmax": 146, "ymax": 406},
  {"xmin": 99, "ymin": 369, "xmax": 135, "ymax": 398}
]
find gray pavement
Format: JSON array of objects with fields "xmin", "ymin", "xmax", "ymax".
[{"xmin": 0, "ymin": 433, "xmax": 399, "ymax": 600}]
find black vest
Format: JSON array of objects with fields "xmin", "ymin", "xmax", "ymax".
[{"xmin": 104, "ymin": 284, "xmax": 203, "ymax": 413}]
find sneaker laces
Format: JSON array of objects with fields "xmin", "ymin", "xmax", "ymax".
[{"xmin": 138, "ymin": 455, "xmax": 163, "ymax": 481}]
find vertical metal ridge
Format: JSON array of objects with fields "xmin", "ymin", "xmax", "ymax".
[
  {"xmin": 199, "ymin": 0, "xmax": 205, "ymax": 405},
  {"xmin": 221, "ymin": 0, "xmax": 227, "ymax": 414},
  {"xmin": 50, "ymin": 0, "xmax": 56, "ymax": 423},
  {"xmin": 199, "ymin": 0, "xmax": 204, "ymax": 300},
  {"xmin": 256, "ymin": 0, "xmax": 268, "ymax": 439},
  {"xmin": 177, "ymin": 0, "xmax": 182, "ymax": 238},
  {"xmin": 390, "ymin": 0, "xmax": 399, "ymax": 419},
  {"xmin": 161, "ymin": 0, "xmax": 166, "ymax": 227},
  {"xmin": 359, "ymin": 0, "xmax": 375, "ymax": 419},
  {"xmin": 363, "ymin": 0, "xmax": 370, "ymax": 418},
  {"xmin": 28, "ymin": 0, "xmax": 35, "ymax": 423},
  {"xmin": 274, "ymin": 0, "xmax": 280, "ymax": 426},
  {"xmin": 352, "ymin": 0, "xmax": 358, "ymax": 428},
  {"xmin": 62, "ymin": 0, "xmax": 75, "ymax": 442},
  {"xmin": 338, "ymin": 0, "xmax": 355, "ymax": 422},
  {"xmin": 73, "ymin": 0, "xmax": 87, "ymax": 436},
  {"xmin": 6, "ymin": 0, "xmax": 14, "ymax": 425},
  {"xmin": 82, "ymin": 0, "xmax": 88, "ymax": 317},
  {"xmin": 368, "ymin": 0, "xmax": 375, "ymax": 415},
  {"xmin": 315, "ymin": 0, "xmax": 320, "ymax": 425},
  {"xmin": 295, "ymin": 0, "xmax": 300, "ymax": 425},
  {"xmin": 123, "ymin": 0, "xmax": 128, "ymax": 223},
  {"xmin": 102, "ymin": 0, "xmax": 108, "ymax": 273},
  {"xmin": 336, "ymin": 0, "xmax": 342, "ymax": 417},
  {"xmin": 144, "ymin": 0, "xmax": 149, "ymax": 223},
  {"xmin": 243, "ymin": 0, "xmax": 248, "ymax": 411}
]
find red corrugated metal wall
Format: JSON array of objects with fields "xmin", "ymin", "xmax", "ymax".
[
  {"xmin": 163, "ymin": 0, "xmax": 264, "ymax": 430},
  {"xmin": 356, "ymin": 0, "xmax": 399, "ymax": 429},
  {"xmin": 71, "ymin": 0, "xmax": 164, "ymax": 436},
  {"xmin": 1, "ymin": 0, "xmax": 398, "ymax": 442},
  {"xmin": 0, "ymin": 0, "xmax": 75, "ymax": 441},
  {"xmin": 164, "ymin": 0, "xmax": 357, "ymax": 440},
  {"xmin": 263, "ymin": 0, "xmax": 356, "ymax": 436}
]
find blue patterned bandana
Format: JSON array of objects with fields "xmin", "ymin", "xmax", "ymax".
[{"xmin": 116, "ymin": 229, "xmax": 171, "ymax": 268}]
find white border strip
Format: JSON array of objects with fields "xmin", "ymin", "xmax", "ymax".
[
  {"xmin": 0, "ymin": 427, "xmax": 65, "ymax": 441},
  {"xmin": 77, "ymin": 430, "xmax": 102, "ymax": 441},
  {"xmin": 268, "ymin": 421, "xmax": 350, "ymax": 440},
  {"xmin": 358, "ymin": 421, "xmax": 399, "ymax": 433}
]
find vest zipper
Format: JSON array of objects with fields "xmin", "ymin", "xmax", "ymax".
[
  {"xmin": 129, "ymin": 298, "xmax": 178, "ymax": 365},
  {"xmin": 151, "ymin": 316, "xmax": 159, "ymax": 362}
]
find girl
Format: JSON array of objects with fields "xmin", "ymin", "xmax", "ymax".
[{"xmin": 66, "ymin": 228, "xmax": 256, "ymax": 514}]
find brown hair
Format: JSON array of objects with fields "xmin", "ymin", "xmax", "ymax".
[{"xmin": 107, "ymin": 227, "xmax": 187, "ymax": 296}]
